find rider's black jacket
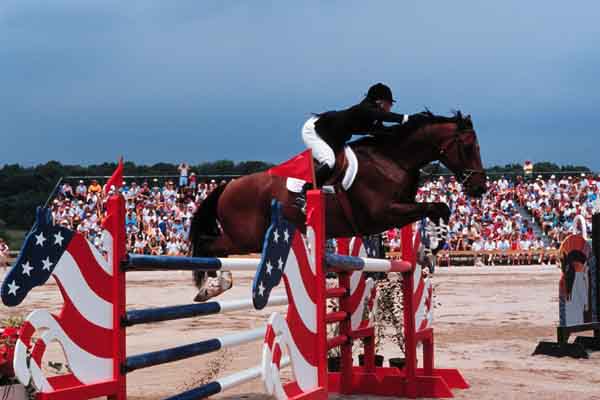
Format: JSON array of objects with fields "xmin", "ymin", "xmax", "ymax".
[{"xmin": 314, "ymin": 99, "xmax": 407, "ymax": 152}]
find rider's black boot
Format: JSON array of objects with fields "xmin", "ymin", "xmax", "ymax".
[
  {"xmin": 294, "ymin": 182, "xmax": 310, "ymax": 210},
  {"xmin": 315, "ymin": 163, "xmax": 333, "ymax": 187},
  {"xmin": 294, "ymin": 163, "xmax": 333, "ymax": 211}
]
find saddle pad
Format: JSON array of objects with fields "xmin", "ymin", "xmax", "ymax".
[{"xmin": 286, "ymin": 147, "xmax": 359, "ymax": 193}]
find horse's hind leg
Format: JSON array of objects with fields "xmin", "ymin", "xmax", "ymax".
[{"xmin": 192, "ymin": 233, "xmax": 238, "ymax": 302}]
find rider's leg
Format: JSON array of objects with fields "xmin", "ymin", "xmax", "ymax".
[
  {"xmin": 296, "ymin": 117, "xmax": 336, "ymax": 209},
  {"xmin": 301, "ymin": 116, "xmax": 336, "ymax": 184},
  {"xmin": 295, "ymin": 162, "xmax": 333, "ymax": 209},
  {"xmin": 315, "ymin": 162, "xmax": 333, "ymax": 187},
  {"xmin": 302, "ymin": 117, "xmax": 335, "ymax": 170}
]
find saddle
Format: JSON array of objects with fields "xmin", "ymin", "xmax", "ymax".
[
  {"xmin": 285, "ymin": 146, "xmax": 359, "ymax": 194},
  {"xmin": 325, "ymin": 151, "xmax": 349, "ymax": 187},
  {"xmin": 283, "ymin": 147, "xmax": 361, "ymax": 234},
  {"xmin": 326, "ymin": 149, "xmax": 361, "ymax": 234}
]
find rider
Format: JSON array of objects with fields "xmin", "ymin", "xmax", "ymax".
[{"xmin": 298, "ymin": 83, "xmax": 411, "ymax": 201}]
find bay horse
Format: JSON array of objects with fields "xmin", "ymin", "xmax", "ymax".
[{"xmin": 190, "ymin": 111, "xmax": 486, "ymax": 300}]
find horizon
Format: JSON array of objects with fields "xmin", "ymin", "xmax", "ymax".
[{"xmin": 1, "ymin": 1, "xmax": 599, "ymax": 168}]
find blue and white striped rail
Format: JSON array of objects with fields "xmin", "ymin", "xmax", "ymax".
[
  {"xmin": 124, "ymin": 295, "xmax": 288, "ymax": 327},
  {"xmin": 163, "ymin": 357, "xmax": 291, "ymax": 400},
  {"xmin": 124, "ymin": 327, "xmax": 267, "ymax": 373},
  {"xmin": 125, "ymin": 254, "xmax": 261, "ymax": 272},
  {"xmin": 325, "ymin": 253, "xmax": 412, "ymax": 273},
  {"xmin": 126, "ymin": 252, "xmax": 411, "ymax": 274}
]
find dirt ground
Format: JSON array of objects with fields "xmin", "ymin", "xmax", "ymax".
[{"xmin": 2, "ymin": 265, "xmax": 600, "ymax": 400}]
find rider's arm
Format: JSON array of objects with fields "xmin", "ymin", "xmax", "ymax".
[
  {"xmin": 360, "ymin": 103, "xmax": 409, "ymax": 124},
  {"xmin": 368, "ymin": 124, "xmax": 400, "ymax": 136}
]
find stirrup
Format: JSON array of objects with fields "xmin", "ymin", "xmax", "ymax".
[
  {"xmin": 294, "ymin": 192, "xmax": 306, "ymax": 213},
  {"xmin": 294, "ymin": 192, "xmax": 306, "ymax": 206},
  {"xmin": 294, "ymin": 182, "xmax": 312, "ymax": 213}
]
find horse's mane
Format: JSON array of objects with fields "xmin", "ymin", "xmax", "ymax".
[{"xmin": 352, "ymin": 110, "xmax": 473, "ymax": 148}]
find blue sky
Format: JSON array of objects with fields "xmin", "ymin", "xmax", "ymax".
[{"xmin": 1, "ymin": 1, "xmax": 599, "ymax": 169}]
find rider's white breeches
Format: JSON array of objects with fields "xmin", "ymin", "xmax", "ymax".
[{"xmin": 302, "ymin": 116, "xmax": 335, "ymax": 168}]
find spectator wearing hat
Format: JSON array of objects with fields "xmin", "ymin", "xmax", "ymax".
[
  {"xmin": 75, "ymin": 180, "xmax": 87, "ymax": 200},
  {"xmin": 134, "ymin": 233, "xmax": 146, "ymax": 254},
  {"xmin": 163, "ymin": 181, "xmax": 177, "ymax": 204},
  {"xmin": 126, "ymin": 182, "xmax": 140, "ymax": 199},
  {"xmin": 172, "ymin": 216, "xmax": 185, "ymax": 236}
]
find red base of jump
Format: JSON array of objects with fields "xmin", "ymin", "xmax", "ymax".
[
  {"xmin": 37, "ymin": 375, "xmax": 122, "ymax": 400},
  {"xmin": 283, "ymin": 384, "xmax": 328, "ymax": 400},
  {"xmin": 329, "ymin": 367, "xmax": 469, "ymax": 398}
]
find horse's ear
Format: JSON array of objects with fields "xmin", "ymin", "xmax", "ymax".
[
  {"xmin": 456, "ymin": 110, "xmax": 463, "ymax": 119},
  {"xmin": 466, "ymin": 115, "xmax": 473, "ymax": 128}
]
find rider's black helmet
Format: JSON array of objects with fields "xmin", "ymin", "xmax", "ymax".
[{"xmin": 366, "ymin": 83, "xmax": 395, "ymax": 103}]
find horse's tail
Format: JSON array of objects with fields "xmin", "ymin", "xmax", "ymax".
[{"xmin": 189, "ymin": 183, "xmax": 228, "ymax": 257}]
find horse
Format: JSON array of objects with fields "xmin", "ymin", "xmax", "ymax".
[{"xmin": 189, "ymin": 111, "xmax": 486, "ymax": 300}]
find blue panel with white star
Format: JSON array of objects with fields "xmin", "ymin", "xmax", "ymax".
[
  {"xmin": 1, "ymin": 207, "xmax": 74, "ymax": 307},
  {"xmin": 252, "ymin": 200, "xmax": 296, "ymax": 310}
]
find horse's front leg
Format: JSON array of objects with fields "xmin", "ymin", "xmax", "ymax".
[
  {"xmin": 380, "ymin": 201, "xmax": 450, "ymax": 228},
  {"xmin": 382, "ymin": 201, "xmax": 451, "ymax": 255}
]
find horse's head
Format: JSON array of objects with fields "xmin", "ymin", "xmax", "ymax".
[
  {"xmin": 434, "ymin": 112, "xmax": 486, "ymax": 197},
  {"xmin": 1, "ymin": 207, "xmax": 74, "ymax": 306}
]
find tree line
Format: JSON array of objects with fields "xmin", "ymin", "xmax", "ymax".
[{"xmin": 0, "ymin": 160, "xmax": 274, "ymax": 231}]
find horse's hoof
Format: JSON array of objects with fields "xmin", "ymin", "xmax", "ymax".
[
  {"xmin": 194, "ymin": 276, "xmax": 232, "ymax": 302},
  {"xmin": 192, "ymin": 271, "xmax": 207, "ymax": 290},
  {"xmin": 220, "ymin": 271, "xmax": 233, "ymax": 291},
  {"xmin": 194, "ymin": 290, "xmax": 210, "ymax": 302}
]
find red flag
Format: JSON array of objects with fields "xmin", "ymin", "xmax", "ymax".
[
  {"xmin": 268, "ymin": 150, "xmax": 315, "ymax": 183},
  {"xmin": 104, "ymin": 157, "xmax": 124, "ymax": 195}
]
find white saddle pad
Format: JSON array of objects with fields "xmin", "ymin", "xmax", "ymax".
[{"xmin": 286, "ymin": 146, "xmax": 359, "ymax": 193}]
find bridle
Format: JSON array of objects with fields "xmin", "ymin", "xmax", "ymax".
[{"xmin": 436, "ymin": 129, "xmax": 485, "ymax": 186}]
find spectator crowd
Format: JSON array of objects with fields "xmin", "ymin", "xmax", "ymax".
[
  {"xmin": 517, "ymin": 174, "xmax": 598, "ymax": 245},
  {"xmin": 49, "ymin": 162, "xmax": 227, "ymax": 258},
  {"xmin": 0, "ymin": 238, "xmax": 9, "ymax": 266},
  {"xmin": 7, "ymin": 162, "xmax": 600, "ymax": 267},
  {"xmin": 385, "ymin": 173, "xmax": 599, "ymax": 266}
]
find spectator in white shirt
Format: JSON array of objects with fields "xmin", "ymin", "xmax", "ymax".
[
  {"xmin": 178, "ymin": 163, "xmax": 190, "ymax": 187},
  {"xmin": 75, "ymin": 180, "xmax": 87, "ymax": 200}
]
